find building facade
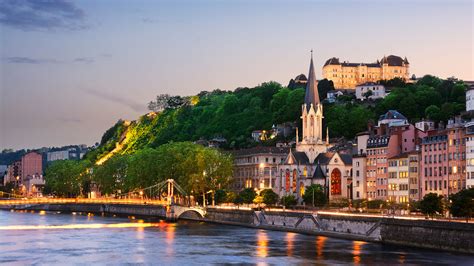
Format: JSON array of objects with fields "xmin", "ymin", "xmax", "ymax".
[
  {"xmin": 232, "ymin": 146, "xmax": 289, "ymax": 191},
  {"xmin": 322, "ymin": 55, "xmax": 409, "ymax": 89},
  {"xmin": 355, "ymin": 82, "xmax": 387, "ymax": 101},
  {"xmin": 465, "ymin": 86, "xmax": 474, "ymax": 188},
  {"xmin": 420, "ymin": 120, "xmax": 466, "ymax": 198}
]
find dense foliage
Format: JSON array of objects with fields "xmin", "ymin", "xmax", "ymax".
[
  {"xmin": 419, "ymin": 193, "xmax": 444, "ymax": 218},
  {"xmin": 449, "ymin": 188, "xmax": 474, "ymax": 222},
  {"xmin": 259, "ymin": 189, "xmax": 279, "ymax": 205},
  {"xmin": 302, "ymin": 184, "xmax": 327, "ymax": 206},
  {"xmin": 280, "ymin": 194, "xmax": 297, "ymax": 207},
  {"xmin": 44, "ymin": 160, "xmax": 92, "ymax": 197},
  {"xmin": 46, "ymin": 142, "xmax": 233, "ymax": 202}
]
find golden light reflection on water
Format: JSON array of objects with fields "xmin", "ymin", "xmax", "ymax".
[
  {"xmin": 316, "ymin": 236, "xmax": 327, "ymax": 260},
  {"xmin": 286, "ymin": 232, "xmax": 295, "ymax": 257},
  {"xmin": 165, "ymin": 222, "xmax": 176, "ymax": 257},
  {"xmin": 0, "ymin": 223, "xmax": 160, "ymax": 230},
  {"xmin": 352, "ymin": 241, "xmax": 366, "ymax": 265},
  {"xmin": 256, "ymin": 230, "xmax": 268, "ymax": 258}
]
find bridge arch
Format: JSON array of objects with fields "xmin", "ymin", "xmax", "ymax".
[{"xmin": 172, "ymin": 206, "xmax": 206, "ymax": 220}]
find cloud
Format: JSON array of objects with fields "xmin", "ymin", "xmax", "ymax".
[
  {"xmin": 81, "ymin": 88, "xmax": 146, "ymax": 113},
  {"xmin": 73, "ymin": 57, "xmax": 94, "ymax": 64},
  {"xmin": 3, "ymin": 56, "xmax": 60, "ymax": 64},
  {"xmin": 0, "ymin": 0, "xmax": 86, "ymax": 31},
  {"xmin": 142, "ymin": 18, "xmax": 161, "ymax": 24},
  {"xmin": 3, "ymin": 56, "xmax": 99, "ymax": 64}
]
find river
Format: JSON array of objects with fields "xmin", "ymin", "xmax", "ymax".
[{"xmin": 0, "ymin": 210, "xmax": 472, "ymax": 265}]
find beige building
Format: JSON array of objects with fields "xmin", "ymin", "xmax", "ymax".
[{"xmin": 323, "ymin": 55, "xmax": 409, "ymax": 89}]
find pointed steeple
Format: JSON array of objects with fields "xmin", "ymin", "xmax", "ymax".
[{"xmin": 304, "ymin": 50, "xmax": 320, "ymax": 109}]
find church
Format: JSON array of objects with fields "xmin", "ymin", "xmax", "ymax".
[{"xmin": 277, "ymin": 53, "xmax": 352, "ymax": 202}]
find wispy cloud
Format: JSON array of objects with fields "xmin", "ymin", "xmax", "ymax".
[
  {"xmin": 142, "ymin": 18, "xmax": 161, "ymax": 24},
  {"xmin": 3, "ymin": 56, "xmax": 101, "ymax": 64},
  {"xmin": 3, "ymin": 56, "xmax": 60, "ymax": 64},
  {"xmin": 73, "ymin": 57, "xmax": 94, "ymax": 64},
  {"xmin": 81, "ymin": 88, "xmax": 146, "ymax": 113},
  {"xmin": 0, "ymin": 0, "xmax": 87, "ymax": 31}
]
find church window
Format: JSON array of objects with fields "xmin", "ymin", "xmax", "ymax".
[
  {"xmin": 331, "ymin": 168, "xmax": 342, "ymax": 195},
  {"xmin": 292, "ymin": 169, "xmax": 297, "ymax": 193}
]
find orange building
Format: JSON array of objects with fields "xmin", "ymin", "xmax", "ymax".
[{"xmin": 322, "ymin": 55, "xmax": 409, "ymax": 89}]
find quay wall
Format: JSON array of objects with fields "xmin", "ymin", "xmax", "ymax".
[{"xmin": 204, "ymin": 208, "xmax": 474, "ymax": 254}]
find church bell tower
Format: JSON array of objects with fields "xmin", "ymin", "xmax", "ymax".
[{"xmin": 296, "ymin": 51, "xmax": 329, "ymax": 162}]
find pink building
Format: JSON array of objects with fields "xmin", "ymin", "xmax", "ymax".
[
  {"xmin": 365, "ymin": 111, "xmax": 427, "ymax": 201},
  {"xmin": 21, "ymin": 152, "xmax": 43, "ymax": 181},
  {"xmin": 420, "ymin": 124, "xmax": 466, "ymax": 198}
]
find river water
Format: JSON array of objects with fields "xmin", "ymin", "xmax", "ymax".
[{"xmin": 0, "ymin": 210, "xmax": 473, "ymax": 265}]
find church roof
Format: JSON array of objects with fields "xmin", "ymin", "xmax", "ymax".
[
  {"xmin": 304, "ymin": 53, "xmax": 320, "ymax": 110},
  {"xmin": 339, "ymin": 154, "xmax": 353, "ymax": 165},
  {"xmin": 315, "ymin": 152, "xmax": 333, "ymax": 164},
  {"xmin": 312, "ymin": 164, "xmax": 326, "ymax": 179}
]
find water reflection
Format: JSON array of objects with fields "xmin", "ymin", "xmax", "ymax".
[
  {"xmin": 286, "ymin": 232, "xmax": 295, "ymax": 257},
  {"xmin": 256, "ymin": 230, "xmax": 268, "ymax": 258},
  {"xmin": 165, "ymin": 223, "xmax": 175, "ymax": 257},
  {"xmin": 352, "ymin": 241, "xmax": 366, "ymax": 265},
  {"xmin": 315, "ymin": 236, "xmax": 327, "ymax": 260}
]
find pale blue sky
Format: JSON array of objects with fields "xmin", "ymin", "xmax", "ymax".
[{"xmin": 1, "ymin": 0, "xmax": 473, "ymax": 149}]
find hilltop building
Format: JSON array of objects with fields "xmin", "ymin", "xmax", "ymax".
[{"xmin": 323, "ymin": 55, "xmax": 410, "ymax": 89}]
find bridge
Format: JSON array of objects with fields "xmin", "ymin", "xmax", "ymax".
[{"xmin": 0, "ymin": 179, "xmax": 206, "ymax": 221}]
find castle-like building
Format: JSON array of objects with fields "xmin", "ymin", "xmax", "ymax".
[{"xmin": 322, "ymin": 55, "xmax": 409, "ymax": 89}]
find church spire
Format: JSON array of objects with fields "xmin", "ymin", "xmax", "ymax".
[{"xmin": 304, "ymin": 50, "xmax": 320, "ymax": 109}]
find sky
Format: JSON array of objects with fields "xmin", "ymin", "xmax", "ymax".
[{"xmin": 0, "ymin": 0, "xmax": 473, "ymax": 150}]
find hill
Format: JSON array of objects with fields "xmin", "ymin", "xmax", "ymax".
[{"xmin": 85, "ymin": 75, "xmax": 468, "ymax": 164}]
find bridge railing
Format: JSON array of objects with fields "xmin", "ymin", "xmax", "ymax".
[{"xmin": 0, "ymin": 198, "xmax": 168, "ymax": 206}]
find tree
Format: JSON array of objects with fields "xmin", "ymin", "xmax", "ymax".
[
  {"xmin": 148, "ymin": 94, "xmax": 171, "ymax": 112},
  {"xmin": 425, "ymin": 105, "xmax": 442, "ymax": 122},
  {"xmin": 449, "ymin": 188, "xmax": 474, "ymax": 222},
  {"xmin": 260, "ymin": 189, "xmax": 279, "ymax": 205},
  {"xmin": 44, "ymin": 160, "xmax": 91, "ymax": 197},
  {"xmin": 419, "ymin": 193, "xmax": 444, "ymax": 218},
  {"xmin": 280, "ymin": 194, "xmax": 297, "ymax": 208},
  {"xmin": 92, "ymin": 154, "xmax": 128, "ymax": 195},
  {"xmin": 238, "ymin": 188, "xmax": 256, "ymax": 204},
  {"xmin": 302, "ymin": 184, "xmax": 327, "ymax": 207},
  {"xmin": 317, "ymin": 79, "xmax": 335, "ymax": 100},
  {"xmin": 362, "ymin": 90, "xmax": 373, "ymax": 100}
]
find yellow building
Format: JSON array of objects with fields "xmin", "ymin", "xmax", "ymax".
[{"xmin": 322, "ymin": 55, "xmax": 409, "ymax": 89}]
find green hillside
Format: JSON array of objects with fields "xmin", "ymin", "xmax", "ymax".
[{"xmin": 85, "ymin": 75, "xmax": 468, "ymax": 164}]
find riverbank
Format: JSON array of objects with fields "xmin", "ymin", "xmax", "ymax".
[{"xmin": 1, "ymin": 203, "xmax": 474, "ymax": 254}]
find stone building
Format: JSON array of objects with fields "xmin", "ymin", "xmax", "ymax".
[
  {"xmin": 232, "ymin": 146, "xmax": 289, "ymax": 191},
  {"xmin": 322, "ymin": 55, "xmax": 409, "ymax": 89}
]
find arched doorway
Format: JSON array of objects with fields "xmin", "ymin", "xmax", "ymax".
[{"xmin": 330, "ymin": 168, "xmax": 342, "ymax": 196}]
